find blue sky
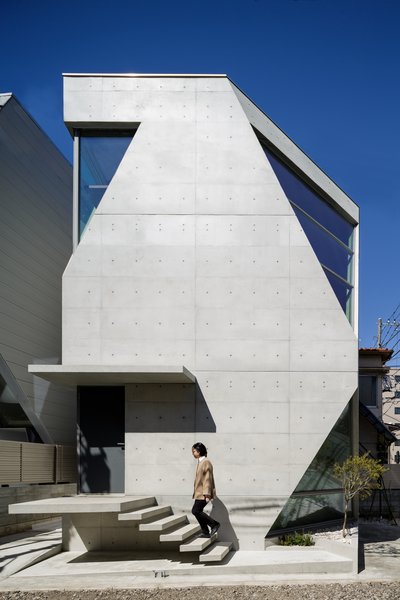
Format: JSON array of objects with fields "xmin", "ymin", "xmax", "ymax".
[{"xmin": 2, "ymin": 0, "xmax": 399, "ymax": 350}]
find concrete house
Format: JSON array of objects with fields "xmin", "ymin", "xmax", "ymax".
[{"xmin": 24, "ymin": 74, "xmax": 359, "ymax": 556}]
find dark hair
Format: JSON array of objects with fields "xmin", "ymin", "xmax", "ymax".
[{"xmin": 192, "ymin": 442, "xmax": 207, "ymax": 457}]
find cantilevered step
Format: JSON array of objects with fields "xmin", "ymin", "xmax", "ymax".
[
  {"xmin": 118, "ymin": 505, "xmax": 171, "ymax": 521},
  {"xmin": 179, "ymin": 532, "xmax": 217, "ymax": 552},
  {"xmin": 199, "ymin": 542, "xmax": 232, "ymax": 562},
  {"xmin": 160, "ymin": 523, "xmax": 200, "ymax": 542},
  {"xmin": 139, "ymin": 514, "xmax": 187, "ymax": 532}
]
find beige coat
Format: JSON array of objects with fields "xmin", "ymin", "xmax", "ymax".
[{"xmin": 193, "ymin": 458, "xmax": 216, "ymax": 500}]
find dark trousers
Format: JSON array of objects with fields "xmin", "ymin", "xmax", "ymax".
[{"xmin": 191, "ymin": 499, "xmax": 218, "ymax": 534}]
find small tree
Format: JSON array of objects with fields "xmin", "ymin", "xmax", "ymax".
[{"xmin": 334, "ymin": 454, "xmax": 387, "ymax": 537}]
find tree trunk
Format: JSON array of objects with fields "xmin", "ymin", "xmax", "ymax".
[{"xmin": 342, "ymin": 500, "xmax": 348, "ymax": 538}]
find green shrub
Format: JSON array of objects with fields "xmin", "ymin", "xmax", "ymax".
[{"xmin": 278, "ymin": 531, "xmax": 314, "ymax": 546}]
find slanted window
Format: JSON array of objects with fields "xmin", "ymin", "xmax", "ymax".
[
  {"xmin": 0, "ymin": 374, "xmax": 41, "ymax": 442},
  {"xmin": 260, "ymin": 144, "xmax": 355, "ymax": 323},
  {"xmin": 268, "ymin": 404, "xmax": 351, "ymax": 534},
  {"xmin": 78, "ymin": 129, "xmax": 136, "ymax": 239}
]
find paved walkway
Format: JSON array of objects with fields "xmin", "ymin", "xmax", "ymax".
[{"xmin": 0, "ymin": 520, "xmax": 398, "ymax": 590}]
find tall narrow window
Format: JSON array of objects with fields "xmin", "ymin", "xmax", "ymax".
[
  {"xmin": 261, "ymin": 145, "xmax": 355, "ymax": 322},
  {"xmin": 78, "ymin": 129, "xmax": 135, "ymax": 239}
]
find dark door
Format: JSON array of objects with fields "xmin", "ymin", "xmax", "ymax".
[{"xmin": 78, "ymin": 386, "xmax": 125, "ymax": 493}]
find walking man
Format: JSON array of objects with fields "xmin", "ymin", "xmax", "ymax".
[{"xmin": 191, "ymin": 442, "xmax": 220, "ymax": 538}]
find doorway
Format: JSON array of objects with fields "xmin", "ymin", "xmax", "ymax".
[{"xmin": 78, "ymin": 386, "xmax": 125, "ymax": 493}]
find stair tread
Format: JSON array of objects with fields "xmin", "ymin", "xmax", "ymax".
[
  {"xmin": 118, "ymin": 505, "xmax": 171, "ymax": 521},
  {"xmin": 180, "ymin": 532, "xmax": 217, "ymax": 552},
  {"xmin": 139, "ymin": 514, "xmax": 187, "ymax": 531},
  {"xmin": 160, "ymin": 523, "xmax": 201, "ymax": 542},
  {"xmin": 200, "ymin": 542, "xmax": 232, "ymax": 562}
]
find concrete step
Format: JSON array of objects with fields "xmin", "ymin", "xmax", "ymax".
[
  {"xmin": 118, "ymin": 505, "xmax": 171, "ymax": 521},
  {"xmin": 179, "ymin": 532, "xmax": 217, "ymax": 552},
  {"xmin": 160, "ymin": 523, "xmax": 201, "ymax": 542},
  {"xmin": 200, "ymin": 541, "xmax": 232, "ymax": 562},
  {"xmin": 139, "ymin": 514, "xmax": 187, "ymax": 532}
]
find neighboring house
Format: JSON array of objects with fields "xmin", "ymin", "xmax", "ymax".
[
  {"xmin": 358, "ymin": 349, "xmax": 400, "ymax": 519},
  {"xmin": 0, "ymin": 93, "xmax": 76, "ymax": 445},
  {"xmin": 27, "ymin": 73, "xmax": 359, "ymax": 551},
  {"xmin": 359, "ymin": 348, "xmax": 396, "ymax": 461},
  {"xmin": 0, "ymin": 93, "xmax": 76, "ymax": 534},
  {"xmin": 383, "ymin": 367, "xmax": 400, "ymax": 464}
]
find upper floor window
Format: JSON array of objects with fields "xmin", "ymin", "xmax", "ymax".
[
  {"xmin": 359, "ymin": 375, "xmax": 378, "ymax": 407},
  {"xmin": 78, "ymin": 129, "xmax": 136, "ymax": 239},
  {"xmin": 261, "ymin": 144, "xmax": 355, "ymax": 323}
]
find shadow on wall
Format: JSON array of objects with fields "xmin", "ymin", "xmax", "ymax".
[
  {"xmin": 210, "ymin": 498, "xmax": 239, "ymax": 550},
  {"xmin": 126, "ymin": 382, "xmax": 216, "ymax": 433},
  {"xmin": 80, "ymin": 446, "xmax": 111, "ymax": 493},
  {"xmin": 79, "ymin": 383, "xmax": 216, "ymax": 492},
  {"xmin": 195, "ymin": 384, "xmax": 216, "ymax": 433}
]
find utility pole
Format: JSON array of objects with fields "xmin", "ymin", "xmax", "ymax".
[
  {"xmin": 377, "ymin": 319, "xmax": 400, "ymax": 348},
  {"xmin": 377, "ymin": 318, "xmax": 382, "ymax": 348}
]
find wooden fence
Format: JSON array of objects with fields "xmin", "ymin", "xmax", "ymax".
[{"xmin": 0, "ymin": 440, "xmax": 76, "ymax": 484}]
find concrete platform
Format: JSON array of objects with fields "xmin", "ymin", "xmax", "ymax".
[
  {"xmin": 0, "ymin": 546, "xmax": 353, "ymax": 590},
  {"xmin": 0, "ymin": 521, "xmax": 398, "ymax": 590},
  {"xmin": 28, "ymin": 364, "xmax": 195, "ymax": 385},
  {"xmin": 8, "ymin": 495, "xmax": 155, "ymax": 514}
]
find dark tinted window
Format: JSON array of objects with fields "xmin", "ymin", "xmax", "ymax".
[
  {"xmin": 264, "ymin": 148, "xmax": 354, "ymax": 248},
  {"xmin": 79, "ymin": 131, "xmax": 135, "ymax": 238}
]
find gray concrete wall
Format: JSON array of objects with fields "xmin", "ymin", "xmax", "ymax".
[
  {"xmin": 0, "ymin": 96, "xmax": 76, "ymax": 445},
  {"xmin": 63, "ymin": 75, "xmax": 358, "ymax": 549},
  {"xmin": 0, "ymin": 483, "xmax": 76, "ymax": 536}
]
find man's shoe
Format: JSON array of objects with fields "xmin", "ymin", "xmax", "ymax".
[
  {"xmin": 199, "ymin": 532, "xmax": 210, "ymax": 538},
  {"xmin": 210, "ymin": 522, "xmax": 220, "ymax": 536}
]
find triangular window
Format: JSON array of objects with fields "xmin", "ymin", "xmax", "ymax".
[
  {"xmin": 261, "ymin": 144, "xmax": 355, "ymax": 322},
  {"xmin": 267, "ymin": 403, "xmax": 351, "ymax": 535},
  {"xmin": 79, "ymin": 129, "xmax": 136, "ymax": 239}
]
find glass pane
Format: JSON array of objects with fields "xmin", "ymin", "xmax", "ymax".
[
  {"xmin": 293, "ymin": 206, "xmax": 353, "ymax": 282},
  {"xmin": 295, "ymin": 404, "xmax": 351, "ymax": 493},
  {"xmin": 323, "ymin": 269, "xmax": 353, "ymax": 319},
  {"xmin": 263, "ymin": 147, "xmax": 354, "ymax": 248},
  {"xmin": 359, "ymin": 376, "xmax": 377, "ymax": 407},
  {"xmin": 268, "ymin": 492, "xmax": 344, "ymax": 532},
  {"xmin": 0, "ymin": 374, "xmax": 40, "ymax": 442},
  {"xmin": 79, "ymin": 133, "xmax": 133, "ymax": 238},
  {"xmin": 268, "ymin": 403, "xmax": 351, "ymax": 535}
]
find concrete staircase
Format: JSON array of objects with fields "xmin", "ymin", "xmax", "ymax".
[{"xmin": 118, "ymin": 497, "xmax": 232, "ymax": 563}]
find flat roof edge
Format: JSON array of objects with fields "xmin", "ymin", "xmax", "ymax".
[{"xmin": 62, "ymin": 73, "xmax": 227, "ymax": 78}]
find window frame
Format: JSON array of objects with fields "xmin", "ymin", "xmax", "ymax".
[{"xmin": 73, "ymin": 127, "xmax": 138, "ymax": 249}]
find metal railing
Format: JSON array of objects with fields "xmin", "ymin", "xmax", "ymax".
[{"xmin": 0, "ymin": 440, "xmax": 76, "ymax": 484}]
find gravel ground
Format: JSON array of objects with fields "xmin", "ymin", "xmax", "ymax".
[{"xmin": 0, "ymin": 583, "xmax": 398, "ymax": 600}]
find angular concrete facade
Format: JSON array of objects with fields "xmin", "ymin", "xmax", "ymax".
[{"xmin": 34, "ymin": 75, "xmax": 359, "ymax": 550}]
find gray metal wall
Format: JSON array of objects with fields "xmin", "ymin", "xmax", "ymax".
[
  {"xmin": 63, "ymin": 75, "xmax": 359, "ymax": 549},
  {"xmin": 0, "ymin": 95, "xmax": 75, "ymax": 444}
]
